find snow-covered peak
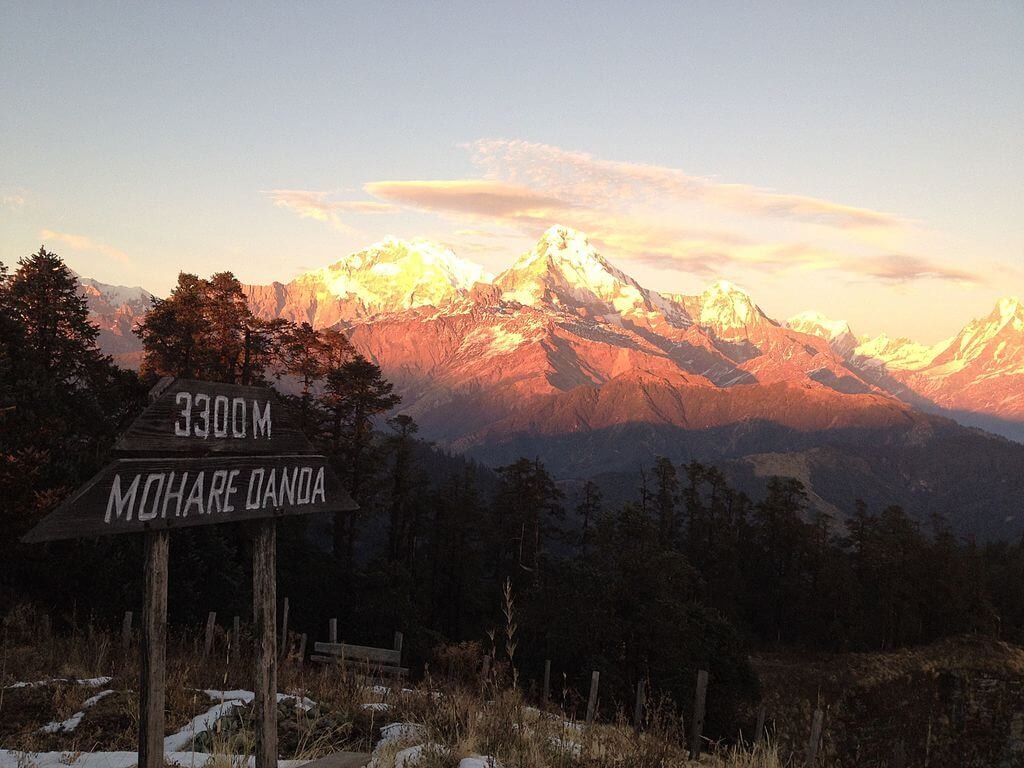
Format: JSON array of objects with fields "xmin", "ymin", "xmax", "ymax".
[
  {"xmin": 995, "ymin": 296, "xmax": 1024, "ymax": 325},
  {"xmin": 854, "ymin": 333, "xmax": 947, "ymax": 372},
  {"xmin": 697, "ymin": 279, "xmax": 766, "ymax": 332},
  {"xmin": 496, "ymin": 225, "xmax": 653, "ymax": 316},
  {"xmin": 300, "ymin": 237, "xmax": 492, "ymax": 316},
  {"xmin": 787, "ymin": 310, "xmax": 858, "ymax": 356},
  {"xmin": 922, "ymin": 296, "xmax": 1024, "ymax": 376},
  {"xmin": 77, "ymin": 277, "xmax": 153, "ymax": 313}
]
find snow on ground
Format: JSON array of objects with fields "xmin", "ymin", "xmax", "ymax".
[
  {"xmin": 0, "ymin": 751, "xmax": 307, "ymax": 768},
  {"xmin": 165, "ymin": 690, "xmax": 318, "ymax": 752},
  {"xmin": 38, "ymin": 690, "xmax": 116, "ymax": 734},
  {"xmin": 6, "ymin": 677, "xmax": 113, "ymax": 689}
]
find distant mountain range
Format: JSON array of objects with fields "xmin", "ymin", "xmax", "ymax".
[{"xmin": 78, "ymin": 225, "xmax": 1024, "ymax": 538}]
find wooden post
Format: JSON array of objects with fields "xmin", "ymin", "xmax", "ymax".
[
  {"xmin": 633, "ymin": 679, "xmax": 646, "ymax": 732},
  {"xmin": 689, "ymin": 670, "xmax": 709, "ymax": 760},
  {"xmin": 481, "ymin": 654, "xmax": 491, "ymax": 679},
  {"xmin": 121, "ymin": 611, "xmax": 133, "ymax": 648},
  {"xmin": 139, "ymin": 530, "xmax": 168, "ymax": 768},
  {"xmin": 297, "ymin": 634, "xmax": 307, "ymax": 670},
  {"xmin": 393, "ymin": 631, "xmax": 403, "ymax": 656},
  {"xmin": 232, "ymin": 615, "xmax": 241, "ymax": 659},
  {"xmin": 203, "ymin": 611, "xmax": 217, "ymax": 660},
  {"xmin": 279, "ymin": 597, "xmax": 289, "ymax": 658},
  {"xmin": 754, "ymin": 704, "xmax": 767, "ymax": 745},
  {"xmin": 585, "ymin": 671, "xmax": 600, "ymax": 727},
  {"xmin": 329, "ymin": 618, "xmax": 337, "ymax": 644},
  {"xmin": 804, "ymin": 708, "xmax": 824, "ymax": 768},
  {"xmin": 893, "ymin": 738, "xmax": 906, "ymax": 768},
  {"xmin": 542, "ymin": 659, "xmax": 551, "ymax": 703},
  {"xmin": 253, "ymin": 520, "xmax": 278, "ymax": 768}
]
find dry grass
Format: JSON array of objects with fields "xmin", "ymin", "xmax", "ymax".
[{"xmin": 1, "ymin": 604, "xmax": 799, "ymax": 766}]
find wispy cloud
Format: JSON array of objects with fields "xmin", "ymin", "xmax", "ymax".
[
  {"xmin": 470, "ymin": 139, "xmax": 904, "ymax": 230},
  {"xmin": 264, "ymin": 189, "xmax": 397, "ymax": 232},
  {"xmin": 2, "ymin": 193, "xmax": 26, "ymax": 211},
  {"xmin": 40, "ymin": 230, "xmax": 132, "ymax": 265},
  {"xmin": 267, "ymin": 139, "xmax": 977, "ymax": 285}
]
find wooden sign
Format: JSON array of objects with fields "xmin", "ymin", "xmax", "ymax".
[
  {"xmin": 22, "ymin": 455, "xmax": 354, "ymax": 542},
  {"xmin": 23, "ymin": 377, "xmax": 357, "ymax": 768},
  {"xmin": 114, "ymin": 377, "xmax": 313, "ymax": 455}
]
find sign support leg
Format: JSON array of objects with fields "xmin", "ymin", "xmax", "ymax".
[
  {"xmin": 253, "ymin": 519, "xmax": 278, "ymax": 768},
  {"xmin": 139, "ymin": 530, "xmax": 168, "ymax": 768}
]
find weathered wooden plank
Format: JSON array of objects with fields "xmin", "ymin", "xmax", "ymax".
[
  {"xmin": 22, "ymin": 455, "xmax": 357, "ymax": 542},
  {"xmin": 203, "ymin": 611, "xmax": 217, "ymax": 660},
  {"xmin": 804, "ymin": 708, "xmax": 824, "ymax": 768},
  {"xmin": 585, "ymin": 671, "xmax": 600, "ymax": 727},
  {"xmin": 139, "ymin": 531, "xmax": 168, "ymax": 768},
  {"xmin": 280, "ymin": 597, "xmax": 289, "ymax": 658},
  {"xmin": 312, "ymin": 642, "xmax": 401, "ymax": 665},
  {"xmin": 329, "ymin": 618, "xmax": 337, "ymax": 644},
  {"xmin": 121, "ymin": 611, "xmax": 133, "ymax": 648},
  {"xmin": 754, "ymin": 703, "xmax": 767, "ymax": 745},
  {"xmin": 115, "ymin": 378, "xmax": 312, "ymax": 456},
  {"xmin": 253, "ymin": 520, "xmax": 277, "ymax": 768},
  {"xmin": 689, "ymin": 669, "xmax": 709, "ymax": 760},
  {"xmin": 393, "ymin": 631, "xmax": 403, "ymax": 655},
  {"xmin": 542, "ymin": 659, "xmax": 551, "ymax": 703},
  {"xmin": 633, "ymin": 679, "xmax": 646, "ymax": 732},
  {"xmin": 308, "ymin": 655, "xmax": 409, "ymax": 676}
]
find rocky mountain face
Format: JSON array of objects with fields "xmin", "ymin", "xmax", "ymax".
[
  {"xmin": 79, "ymin": 225, "xmax": 1024, "ymax": 538},
  {"xmin": 77, "ymin": 276, "xmax": 152, "ymax": 365}
]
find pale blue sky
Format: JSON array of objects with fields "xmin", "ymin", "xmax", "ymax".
[{"xmin": 1, "ymin": 1, "xmax": 1021, "ymax": 340}]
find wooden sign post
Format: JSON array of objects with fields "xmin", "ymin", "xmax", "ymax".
[{"xmin": 23, "ymin": 377, "xmax": 357, "ymax": 768}]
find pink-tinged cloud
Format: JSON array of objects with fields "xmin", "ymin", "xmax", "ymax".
[
  {"xmin": 40, "ymin": 230, "xmax": 131, "ymax": 265},
  {"xmin": 264, "ymin": 189, "xmax": 396, "ymax": 232},
  {"xmin": 470, "ymin": 139, "xmax": 903, "ymax": 230},
  {"xmin": 859, "ymin": 254, "xmax": 978, "ymax": 284},
  {"xmin": 364, "ymin": 180, "xmax": 569, "ymax": 217}
]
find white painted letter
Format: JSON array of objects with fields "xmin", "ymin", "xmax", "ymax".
[
  {"xmin": 105, "ymin": 474, "xmax": 141, "ymax": 523},
  {"xmin": 246, "ymin": 469, "xmax": 265, "ymax": 510},
  {"xmin": 311, "ymin": 467, "xmax": 326, "ymax": 504},
  {"xmin": 253, "ymin": 401, "xmax": 272, "ymax": 439},
  {"xmin": 297, "ymin": 466, "xmax": 313, "ymax": 504},
  {"xmin": 137, "ymin": 473, "xmax": 166, "ymax": 522},
  {"xmin": 183, "ymin": 472, "xmax": 206, "ymax": 516},
  {"xmin": 161, "ymin": 472, "xmax": 188, "ymax": 518},
  {"xmin": 231, "ymin": 397, "xmax": 246, "ymax": 438},
  {"xmin": 174, "ymin": 392, "xmax": 192, "ymax": 436},
  {"xmin": 224, "ymin": 469, "xmax": 240, "ymax": 512},
  {"xmin": 194, "ymin": 394, "xmax": 210, "ymax": 438}
]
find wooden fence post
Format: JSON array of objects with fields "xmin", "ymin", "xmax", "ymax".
[
  {"xmin": 253, "ymin": 520, "xmax": 278, "ymax": 768},
  {"xmin": 585, "ymin": 671, "xmax": 600, "ymax": 727},
  {"xmin": 203, "ymin": 611, "xmax": 217, "ymax": 660},
  {"xmin": 481, "ymin": 654, "xmax": 491, "ymax": 679},
  {"xmin": 279, "ymin": 597, "xmax": 289, "ymax": 658},
  {"xmin": 329, "ymin": 618, "xmax": 337, "ymax": 644},
  {"xmin": 754, "ymin": 703, "xmax": 767, "ymax": 746},
  {"xmin": 542, "ymin": 659, "xmax": 551, "ymax": 703},
  {"xmin": 121, "ymin": 611, "xmax": 133, "ymax": 648},
  {"xmin": 893, "ymin": 738, "xmax": 906, "ymax": 768},
  {"xmin": 689, "ymin": 670, "xmax": 709, "ymax": 760},
  {"xmin": 633, "ymin": 679, "xmax": 646, "ymax": 732},
  {"xmin": 805, "ymin": 708, "xmax": 824, "ymax": 768},
  {"xmin": 297, "ymin": 634, "xmax": 307, "ymax": 670},
  {"xmin": 139, "ymin": 530, "xmax": 168, "ymax": 768},
  {"xmin": 393, "ymin": 631, "xmax": 403, "ymax": 656}
]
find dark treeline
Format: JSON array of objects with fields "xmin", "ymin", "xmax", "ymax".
[{"xmin": 3, "ymin": 248, "xmax": 1024, "ymax": 736}]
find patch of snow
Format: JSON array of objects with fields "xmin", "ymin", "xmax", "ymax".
[
  {"xmin": 362, "ymin": 702, "xmax": 390, "ymax": 712},
  {"xmin": 38, "ymin": 690, "xmax": 115, "ymax": 734},
  {"xmin": 458, "ymin": 758, "xmax": 504, "ymax": 768},
  {"xmin": 377, "ymin": 722, "xmax": 426, "ymax": 747},
  {"xmin": 0, "ymin": 751, "xmax": 306, "ymax": 768},
  {"xmin": 6, "ymin": 677, "xmax": 113, "ymax": 690}
]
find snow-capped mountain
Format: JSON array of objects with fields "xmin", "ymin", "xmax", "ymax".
[
  {"xmin": 81, "ymin": 226, "xmax": 1024, "ymax": 451},
  {"xmin": 246, "ymin": 238, "xmax": 491, "ymax": 327},
  {"xmin": 495, "ymin": 225, "xmax": 665, "ymax": 320},
  {"xmin": 77, "ymin": 276, "xmax": 152, "ymax": 358},
  {"xmin": 787, "ymin": 310, "xmax": 859, "ymax": 357}
]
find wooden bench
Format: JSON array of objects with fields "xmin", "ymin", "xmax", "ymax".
[{"xmin": 311, "ymin": 631, "xmax": 407, "ymax": 680}]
